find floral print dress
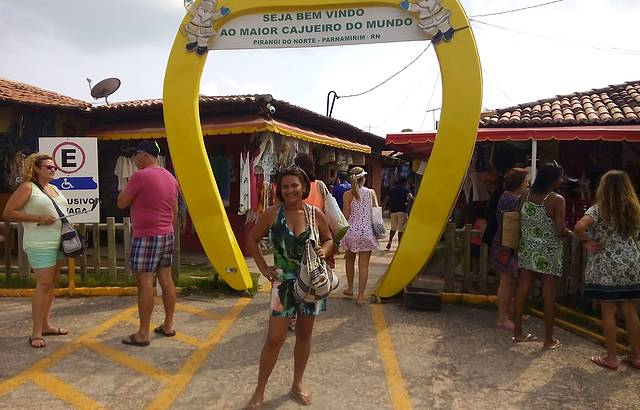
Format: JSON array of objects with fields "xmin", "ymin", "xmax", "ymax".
[
  {"xmin": 518, "ymin": 193, "xmax": 564, "ymax": 277},
  {"xmin": 341, "ymin": 187, "xmax": 379, "ymax": 253},
  {"xmin": 269, "ymin": 204, "xmax": 325, "ymax": 317},
  {"xmin": 583, "ymin": 205, "xmax": 640, "ymax": 301}
]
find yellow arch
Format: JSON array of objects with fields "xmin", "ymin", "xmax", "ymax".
[
  {"xmin": 375, "ymin": 2, "xmax": 482, "ymax": 297},
  {"xmin": 163, "ymin": 0, "xmax": 481, "ymax": 294}
]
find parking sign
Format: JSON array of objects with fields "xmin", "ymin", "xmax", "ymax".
[{"xmin": 39, "ymin": 137, "xmax": 100, "ymax": 223}]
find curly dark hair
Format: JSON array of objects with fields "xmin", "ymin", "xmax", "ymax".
[
  {"xmin": 293, "ymin": 153, "xmax": 316, "ymax": 181},
  {"xmin": 275, "ymin": 166, "xmax": 311, "ymax": 202},
  {"xmin": 531, "ymin": 163, "xmax": 563, "ymax": 194},
  {"xmin": 503, "ymin": 168, "xmax": 529, "ymax": 192}
]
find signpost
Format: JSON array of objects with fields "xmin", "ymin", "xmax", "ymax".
[
  {"xmin": 211, "ymin": 6, "xmax": 424, "ymax": 50},
  {"xmin": 38, "ymin": 137, "xmax": 100, "ymax": 223}
]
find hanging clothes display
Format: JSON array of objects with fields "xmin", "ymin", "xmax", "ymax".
[
  {"xmin": 239, "ymin": 152, "xmax": 251, "ymax": 215},
  {"xmin": 114, "ymin": 155, "xmax": 135, "ymax": 191}
]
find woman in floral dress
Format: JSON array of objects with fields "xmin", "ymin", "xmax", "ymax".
[
  {"xmin": 513, "ymin": 163, "xmax": 573, "ymax": 349},
  {"xmin": 490, "ymin": 168, "xmax": 529, "ymax": 331},
  {"xmin": 341, "ymin": 166, "xmax": 379, "ymax": 305},
  {"xmin": 246, "ymin": 166, "xmax": 335, "ymax": 408},
  {"xmin": 575, "ymin": 170, "xmax": 640, "ymax": 371}
]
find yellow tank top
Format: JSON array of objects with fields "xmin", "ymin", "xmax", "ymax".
[{"xmin": 22, "ymin": 182, "xmax": 67, "ymax": 250}]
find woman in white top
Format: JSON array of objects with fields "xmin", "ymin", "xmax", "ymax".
[{"xmin": 3, "ymin": 153, "xmax": 69, "ymax": 348}]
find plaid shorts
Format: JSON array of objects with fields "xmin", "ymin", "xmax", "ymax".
[{"xmin": 130, "ymin": 234, "xmax": 174, "ymax": 273}]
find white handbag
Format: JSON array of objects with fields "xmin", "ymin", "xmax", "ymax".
[{"xmin": 293, "ymin": 205, "xmax": 339, "ymax": 303}]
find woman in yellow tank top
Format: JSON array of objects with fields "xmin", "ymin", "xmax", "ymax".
[{"xmin": 3, "ymin": 153, "xmax": 69, "ymax": 348}]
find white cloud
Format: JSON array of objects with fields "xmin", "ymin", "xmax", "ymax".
[{"xmin": 1, "ymin": 0, "xmax": 638, "ymax": 137}]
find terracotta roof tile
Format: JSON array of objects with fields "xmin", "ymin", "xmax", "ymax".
[
  {"xmin": 481, "ymin": 81, "xmax": 640, "ymax": 127},
  {"xmin": 0, "ymin": 77, "xmax": 91, "ymax": 110}
]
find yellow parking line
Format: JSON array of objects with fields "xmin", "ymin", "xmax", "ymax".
[
  {"xmin": 146, "ymin": 297, "xmax": 252, "ymax": 410},
  {"xmin": 370, "ymin": 304, "xmax": 413, "ymax": 410},
  {"xmin": 0, "ymin": 305, "xmax": 138, "ymax": 399},
  {"xmin": 174, "ymin": 302, "xmax": 224, "ymax": 320},
  {"xmin": 84, "ymin": 339, "xmax": 172, "ymax": 383},
  {"xmin": 32, "ymin": 372, "xmax": 105, "ymax": 410},
  {"xmin": 121, "ymin": 316, "xmax": 201, "ymax": 347}
]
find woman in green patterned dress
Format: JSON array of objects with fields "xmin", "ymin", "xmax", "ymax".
[
  {"xmin": 246, "ymin": 166, "xmax": 334, "ymax": 409},
  {"xmin": 513, "ymin": 164, "xmax": 573, "ymax": 349}
]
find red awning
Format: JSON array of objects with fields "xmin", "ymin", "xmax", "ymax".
[{"xmin": 387, "ymin": 125, "xmax": 640, "ymax": 156}]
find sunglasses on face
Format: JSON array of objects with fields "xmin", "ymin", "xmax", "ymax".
[{"xmin": 44, "ymin": 165, "xmax": 57, "ymax": 171}]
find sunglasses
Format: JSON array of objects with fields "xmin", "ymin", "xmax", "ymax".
[{"xmin": 44, "ymin": 165, "xmax": 58, "ymax": 171}]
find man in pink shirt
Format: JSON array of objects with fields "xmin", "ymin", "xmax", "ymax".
[{"xmin": 117, "ymin": 140, "xmax": 179, "ymax": 346}]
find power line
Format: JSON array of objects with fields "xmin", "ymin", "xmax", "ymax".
[
  {"xmin": 470, "ymin": 0, "xmax": 565, "ymax": 18},
  {"xmin": 471, "ymin": 18, "xmax": 640, "ymax": 56},
  {"xmin": 338, "ymin": 43, "xmax": 433, "ymax": 99},
  {"xmin": 420, "ymin": 71, "xmax": 440, "ymax": 129}
]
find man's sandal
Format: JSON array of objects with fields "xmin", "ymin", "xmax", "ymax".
[{"xmin": 121, "ymin": 334, "xmax": 150, "ymax": 347}]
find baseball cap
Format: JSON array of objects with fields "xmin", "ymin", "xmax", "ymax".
[{"xmin": 134, "ymin": 140, "xmax": 160, "ymax": 157}]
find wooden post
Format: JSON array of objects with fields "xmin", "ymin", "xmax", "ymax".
[
  {"xmin": 478, "ymin": 224, "xmax": 488, "ymax": 294},
  {"xmin": 171, "ymin": 213, "xmax": 181, "ymax": 282},
  {"xmin": 107, "ymin": 217, "xmax": 117, "ymax": 279},
  {"xmin": 78, "ymin": 223, "xmax": 87, "ymax": 282},
  {"xmin": 68, "ymin": 257, "xmax": 76, "ymax": 296},
  {"xmin": 4, "ymin": 221, "xmax": 12, "ymax": 278},
  {"xmin": 444, "ymin": 223, "xmax": 456, "ymax": 292},
  {"xmin": 17, "ymin": 223, "xmax": 30, "ymax": 277},
  {"xmin": 123, "ymin": 217, "xmax": 132, "ymax": 279},
  {"xmin": 92, "ymin": 223, "xmax": 101, "ymax": 277},
  {"xmin": 462, "ymin": 223, "xmax": 471, "ymax": 293}
]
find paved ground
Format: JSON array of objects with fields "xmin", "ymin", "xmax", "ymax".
[{"xmin": 1, "ymin": 244, "xmax": 639, "ymax": 409}]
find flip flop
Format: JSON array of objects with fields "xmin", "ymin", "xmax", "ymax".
[
  {"xmin": 153, "ymin": 326, "xmax": 176, "ymax": 337},
  {"xmin": 591, "ymin": 355, "xmax": 618, "ymax": 371},
  {"xmin": 121, "ymin": 334, "xmax": 150, "ymax": 347},
  {"xmin": 512, "ymin": 333, "xmax": 538, "ymax": 343},
  {"xmin": 42, "ymin": 327, "xmax": 69, "ymax": 336},
  {"xmin": 28, "ymin": 336, "xmax": 46, "ymax": 348},
  {"xmin": 289, "ymin": 389, "xmax": 312, "ymax": 406},
  {"xmin": 342, "ymin": 290, "xmax": 354, "ymax": 297},
  {"xmin": 620, "ymin": 354, "xmax": 640, "ymax": 370},
  {"xmin": 544, "ymin": 338, "xmax": 562, "ymax": 350}
]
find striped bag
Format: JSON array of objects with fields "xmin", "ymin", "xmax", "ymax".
[{"xmin": 293, "ymin": 205, "xmax": 339, "ymax": 303}]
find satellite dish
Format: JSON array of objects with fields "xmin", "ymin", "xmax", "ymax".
[{"xmin": 86, "ymin": 77, "xmax": 121, "ymax": 105}]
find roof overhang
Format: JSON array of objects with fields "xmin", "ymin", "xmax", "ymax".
[
  {"xmin": 90, "ymin": 117, "xmax": 371, "ymax": 154},
  {"xmin": 387, "ymin": 125, "xmax": 640, "ymax": 156}
]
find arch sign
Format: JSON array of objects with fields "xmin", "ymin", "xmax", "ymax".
[{"xmin": 163, "ymin": 0, "xmax": 482, "ymax": 295}]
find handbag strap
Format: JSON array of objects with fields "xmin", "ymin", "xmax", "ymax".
[
  {"xmin": 35, "ymin": 183, "xmax": 68, "ymax": 223},
  {"xmin": 304, "ymin": 204, "xmax": 319, "ymax": 243}
]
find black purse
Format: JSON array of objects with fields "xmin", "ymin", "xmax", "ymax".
[{"xmin": 37, "ymin": 184, "xmax": 87, "ymax": 257}]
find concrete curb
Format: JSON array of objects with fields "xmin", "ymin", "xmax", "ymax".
[{"xmin": 440, "ymin": 292, "xmax": 631, "ymax": 353}]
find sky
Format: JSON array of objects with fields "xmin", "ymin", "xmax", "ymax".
[{"xmin": 1, "ymin": 0, "xmax": 639, "ymax": 138}]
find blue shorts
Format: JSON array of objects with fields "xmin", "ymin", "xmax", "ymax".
[
  {"xmin": 131, "ymin": 234, "xmax": 174, "ymax": 273},
  {"xmin": 24, "ymin": 248, "xmax": 64, "ymax": 269}
]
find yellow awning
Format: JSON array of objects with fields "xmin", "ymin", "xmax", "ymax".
[{"xmin": 91, "ymin": 117, "xmax": 371, "ymax": 154}]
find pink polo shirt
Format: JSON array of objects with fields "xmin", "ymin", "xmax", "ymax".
[{"xmin": 124, "ymin": 166, "xmax": 178, "ymax": 238}]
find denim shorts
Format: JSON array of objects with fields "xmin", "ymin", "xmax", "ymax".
[{"xmin": 24, "ymin": 248, "xmax": 65, "ymax": 269}]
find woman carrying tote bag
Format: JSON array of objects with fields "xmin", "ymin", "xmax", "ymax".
[
  {"xmin": 245, "ymin": 166, "xmax": 334, "ymax": 408},
  {"xmin": 341, "ymin": 166, "xmax": 379, "ymax": 305},
  {"xmin": 3, "ymin": 153, "xmax": 70, "ymax": 348}
]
